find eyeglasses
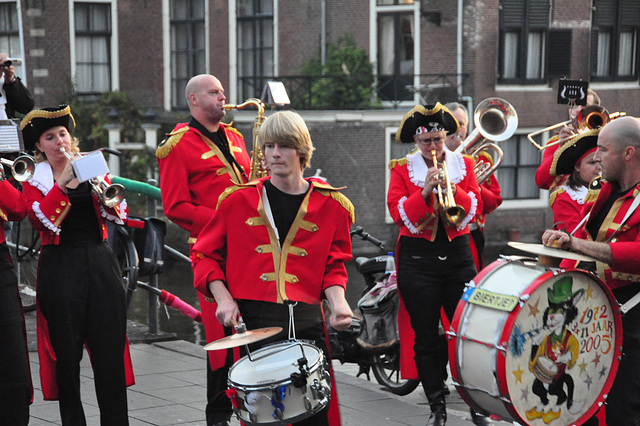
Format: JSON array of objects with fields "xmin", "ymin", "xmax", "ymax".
[{"xmin": 416, "ymin": 137, "xmax": 444, "ymax": 146}]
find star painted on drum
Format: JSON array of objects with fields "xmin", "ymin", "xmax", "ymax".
[
  {"xmin": 584, "ymin": 374, "xmax": 593, "ymax": 390},
  {"xmin": 592, "ymin": 352, "xmax": 601, "ymax": 367},
  {"xmin": 512, "ymin": 364, "xmax": 525, "ymax": 384},
  {"xmin": 599, "ymin": 365, "xmax": 607, "ymax": 380},
  {"xmin": 577, "ymin": 360, "xmax": 588, "ymax": 375},
  {"xmin": 586, "ymin": 285, "xmax": 594, "ymax": 301},
  {"xmin": 520, "ymin": 387, "xmax": 529, "ymax": 402},
  {"xmin": 527, "ymin": 298, "xmax": 541, "ymax": 317}
]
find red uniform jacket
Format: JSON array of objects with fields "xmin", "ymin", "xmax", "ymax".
[
  {"xmin": 0, "ymin": 179, "xmax": 28, "ymax": 244},
  {"xmin": 156, "ymin": 122, "xmax": 251, "ymax": 243},
  {"xmin": 387, "ymin": 150, "xmax": 481, "ymax": 380},
  {"xmin": 156, "ymin": 121, "xmax": 251, "ymax": 369},
  {"xmin": 387, "ymin": 150, "xmax": 481, "ymax": 240},
  {"xmin": 550, "ymin": 184, "xmax": 589, "ymax": 233},
  {"xmin": 23, "ymin": 162, "xmax": 134, "ymax": 400},
  {"xmin": 563, "ymin": 180, "xmax": 640, "ymax": 290},
  {"xmin": 475, "ymin": 151, "xmax": 502, "ymax": 226},
  {"xmin": 192, "ymin": 177, "xmax": 354, "ymax": 304}
]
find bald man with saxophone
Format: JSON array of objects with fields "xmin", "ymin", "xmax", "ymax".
[{"xmin": 156, "ymin": 74, "xmax": 251, "ymax": 426}]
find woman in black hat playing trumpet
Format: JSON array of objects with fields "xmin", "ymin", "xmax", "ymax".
[
  {"xmin": 387, "ymin": 103, "xmax": 483, "ymax": 425},
  {"xmin": 20, "ymin": 105, "xmax": 133, "ymax": 425}
]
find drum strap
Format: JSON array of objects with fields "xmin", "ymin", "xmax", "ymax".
[{"xmin": 620, "ymin": 293, "xmax": 640, "ymax": 315}]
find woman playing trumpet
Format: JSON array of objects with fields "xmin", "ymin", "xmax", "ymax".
[
  {"xmin": 20, "ymin": 105, "xmax": 133, "ymax": 425},
  {"xmin": 387, "ymin": 103, "xmax": 482, "ymax": 426}
]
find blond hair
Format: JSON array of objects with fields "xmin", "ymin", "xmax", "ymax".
[{"xmin": 258, "ymin": 111, "xmax": 315, "ymax": 170}]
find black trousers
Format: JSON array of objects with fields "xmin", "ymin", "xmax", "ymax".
[
  {"xmin": 38, "ymin": 243, "xmax": 128, "ymax": 426},
  {"xmin": 237, "ymin": 300, "xmax": 329, "ymax": 426},
  {"xmin": 397, "ymin": 235, "xmax": 477, "ymax": 396},
  {"xmin": 0, "ymin": 243, "xmax": 32, "ymax": 426}
]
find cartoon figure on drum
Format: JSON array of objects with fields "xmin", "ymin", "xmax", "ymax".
[
  {"xmin": 525, "ymin": 278, "xmax": 585, "ymax": 423},
  {"xmin": 542, "ymin": 116, "xmax": 640, "ymax": 425},
  {"xmin": 192, "ymin": 111, "xmax": 354, "ymax": 425}
]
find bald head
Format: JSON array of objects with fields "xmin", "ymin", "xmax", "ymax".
[
  {"xmin": 600, "ymin": 116, "xmax": 640, "ymax": 151},
  {"xmin": 184, "ymin": 74, "xmax": 226, "ymax": 130}
]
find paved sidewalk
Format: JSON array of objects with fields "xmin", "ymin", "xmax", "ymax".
[{"xmin": 23, "ymin": 311, "xmax": 511, "ymax": 425}]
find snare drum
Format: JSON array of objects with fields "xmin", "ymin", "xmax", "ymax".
[
  {"xmin": 227, "ymin": 340, "xmax": 331, "ymax": 425},
  {"xmin": 449, "ymin": 257, "xmax": 622, "ymax": 425}
]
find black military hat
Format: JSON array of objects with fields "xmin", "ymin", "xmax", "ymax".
[
  {"xmin": 551, "ymin": 127, "xmax": 600, "ymax": 176},
  {"xmin": 395, "ymin": 103, "xmax": 459, "ymax": 144},
  {"xmin": 20, "ymin": 105, "xmax": 76, "ymax": 152}
]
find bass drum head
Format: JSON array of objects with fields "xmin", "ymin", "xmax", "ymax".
[{"xmin": 500, "ymin": 269, "xmax": 622, "ymax": 425}]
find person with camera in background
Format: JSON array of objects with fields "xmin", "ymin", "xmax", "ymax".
[{"xmin": 0, "ymin": 54, "xmax": 34, "ymax": 120}]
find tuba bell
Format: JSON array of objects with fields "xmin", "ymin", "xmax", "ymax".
[
  {"xmin": 223, "ymin": 98, "xmax": 267, "ymax": 180},
  {"xmin": 454, "ymin": 97, "xmax": 518, "ymax": 184}
]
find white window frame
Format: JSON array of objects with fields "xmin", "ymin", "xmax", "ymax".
[
  {"xmin": 228, "ymin": 0, "xmax": 278, "ymax": 105},
  {"xmin": 0, "ymin": 0, "xmax": 26, "ymax": 84},
  {"xmin": 69, "ymin": 0, "xmax": 118, "ymax": 94},
  {"xmin": 370, "ymin": 0, "xmax": 420, "ymax": 108}
]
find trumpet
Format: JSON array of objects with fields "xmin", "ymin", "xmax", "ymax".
[
  {"xmin": 431, "ymin": 149, "xmax": 466, "ymax": 227},
  {"xmin": 59, "ymin": 147, "xmax": 125, "ymax": 207},
  {"xmin": 223, "ymin": 99, "xmax": 266, "ymax": 180},
  {"xmin": 0, "ymin": 154, "xmax": 36, "ymax": 182},
  {"xmin": 454, "ymin": 97, "xmax": 518, "ymax": 184},
  {"xmin": 527, "ymin": 105, "xmax": 626, "ymax": 150}
]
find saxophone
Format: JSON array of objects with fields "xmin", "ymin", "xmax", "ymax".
[{"xmin": 223, "ymin": 98, "xmax": 267, "ymax": 180}]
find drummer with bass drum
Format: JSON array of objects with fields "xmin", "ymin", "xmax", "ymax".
[
  {"xmin": 191, "ymin": 110, "xmax": 353, "ymax": 425},
  {"xmin": 542, "ymin": 116, "xmax": 640, "ymax": 425}
]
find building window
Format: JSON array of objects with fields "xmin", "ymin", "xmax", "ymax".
[
  {"xmin": 498, "ymin": 0, "xmax": 549, "ymax": 84},
  {"xmin": 376, "ymin": 0, "xmax": 414, "ymax": 102},
  {"xmin": 499, "ymin": 134, "xmax": 540, "ymax": 200},
  {"xmin": 591, "ymin": 0, "xmax": 639, "ymax": 81},
  {"xmin": 0, "ymin": 2, "xmax": 22, "ymax": 79},
  {"xmin": 75, "ymin": 2, "xmax": 111, "ymax": 95},
  {"xmin": 170, "ymin": 0, "xmax": 205, "ymax": 110},
  {"xmin": 237, "ymin": 0, "xmax": 274, "ymax": 100}
]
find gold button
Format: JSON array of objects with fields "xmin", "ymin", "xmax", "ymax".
[
  {"xmin": 299, "ymin": 250, "xmax": 307, "ymax": 257},
  {"xmin": 246, "ymin": 219, "xmax": 254, "ymax": 225},
  {"xmin": 292, "ymin": 277, "xmax": 299, "ymax": 283},
  {"xmin": 55, "ymin": 208, "xmax": 61, "ymax": 213},
  {"xmin": 50, "ymin": 215, "xmax": 55, "ymax": 220},
  {"xmin": 256, "ymin": 247, "xmax": 263, "ymax": 253},
  {"xmin": 260, "ymin": 274, "xmax": 268, "ymax": 281},
  {"xmin": 61, "ymin": 201, "xmax": 67, "ymax": 206},
  {"xmin": 617, "ymin": 273, "xmax": 622, "ymax": 279},
  {"xmin": 311, "ymin": 225, "xmax": 318, "ymax": 232},
  {"xmin": 611, "ymin": 238, "xmax": 618, "ymax": 243}
]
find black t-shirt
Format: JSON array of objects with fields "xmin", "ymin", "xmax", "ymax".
[
  {"xmin": 264, "ymin": 180, "xmax": 308, "ymax": 247},
  {"xmin": 59, "ymin": 182, "xmax": 102, "ymax": 245}
]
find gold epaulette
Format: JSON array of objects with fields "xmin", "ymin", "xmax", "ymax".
[
  {"xmin": 388, "ymin": 158, "xmax": 408, "ymax": 169},
  {"xmin": 215, "ymin": 181, "xmax": 258, "ymax": 210},
  {"xmin": 222, "ymin": 123, "xmax": 244, "ymax": 139},
  {"xmin": 156, "ymin": 126, "xmax": 189, "ymax": 159},
  {"xmin": 313, "ymin": 184, "xmax": 355, "ymax": 223},
  {"xmin": 0, "ymin": 208, "xmax": 7, "ymax": 222},
  {"xmin": 476, "ymin": 150, "xmax": 494, "ymax": 165},
  {"xmin": 463, "ymin": 153, "xmax": 474, "ymax": 161},
  {"xmin": 549, "ymin": 187, "xmax": 565, "ymax": 207},
  {"xmin": 585, "ymin": 176, "xmax": 603, "ymax": 203}
]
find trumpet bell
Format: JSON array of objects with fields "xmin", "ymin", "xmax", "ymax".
[{"xmin": 12, "ymin": 155, "xmax": 36, "ymax": 182}]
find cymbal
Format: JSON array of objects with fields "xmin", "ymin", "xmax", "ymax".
[
  {"xmin": 204, "ymin": 326, "xmax": 283, "ymax": 351},
  {"xmin": 508, "ymin": 242, "xmax": 598, "ymax": 263}
]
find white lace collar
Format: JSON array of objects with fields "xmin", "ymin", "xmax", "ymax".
[
  {"xmin": 561, "ymin": 184, "xmax": 589, "ymax": 205},
  {"xmin": 28, "ymin": 162, "xmax": 55, "ymax": 195},
  {"xmin": 406, "ymin": 150, "xmax": 467, "ymax": 190}
]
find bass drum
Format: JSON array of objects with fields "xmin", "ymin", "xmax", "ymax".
[{"xmin": 449, "ymin": 257, "xmax": 622, "ymax": 425}]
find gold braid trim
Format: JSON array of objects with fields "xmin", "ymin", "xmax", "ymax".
[
  {"xmin": 388, "ymin": 158, "xmax": 408, "ymax": 169},
  {"xmin": 20, "ymin": 105, "xmax": 76, "ymax": 130},
  {"xmin": 316, "ymin": 188, "xmax": 355, "ymax": 223},
  {"xmin": 0, "ymin": 208, "xmax": 7, "ymax": 222},
  {"xmin": 549, "ymin": 187, "xmax": 564, "ymax": 207},
  {"xmin": 156, "ymin": 127, "xmax": 188, "ymax": 159},
  {"xmin": 223, "ymin": 123, "xmax": 244, "ymax": 139},
  {"xmin": 215, "ymin": 183, "xmax": 258, "ymax": 210}
]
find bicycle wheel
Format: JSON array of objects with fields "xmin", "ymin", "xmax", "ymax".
[
  {"xmin": 107, "ymin": 222, "xmax": 139, "ymax": 307},
  {"xmin": 371, "ymin": 348, "xmax": 420, "ymax": 396},
  {"xmin": 7, "ymin": 219, "xmax": 40, "ymax": 312}
]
